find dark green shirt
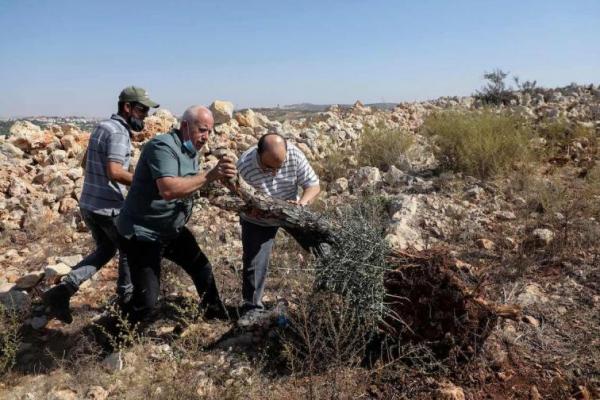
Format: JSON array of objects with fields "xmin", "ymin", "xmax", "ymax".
[{"xmin": 116, "ymin": 129, "xmax": 199, "ymax": 241}]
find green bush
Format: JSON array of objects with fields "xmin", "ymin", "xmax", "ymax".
[
  {"xmin": 0, "ymin": 303, "xmax": 21, "ymax": 376},
  {"xmin": 474, "ymin": 69, "xmax": 517, "ymax": 105},
  {"xmin": 421, "ymin": 110, "xmax": 532, "ymax": 179},
  {"xmin": 358, "ymin": 123, "xmax": 413, "ymax": 171}
]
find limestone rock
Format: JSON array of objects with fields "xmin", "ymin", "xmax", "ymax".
[
  {"xmin": 529, "ymin": 386, "xmax": 542, "ymax": 400},
  {"xmin": 436, "ymin": 381, "xmax": 465, "ymax": 400},
  {"xmin": 48, "ymin": 389, "xmax": 78, "ymax": 400},
  {"xmin": 384, "ymin": 165, "xmax": 406, "ymax": 186},
  {"xmin": 516, "ymin": 284, "xmax": 549, "ymax": 307},
  {"xmin": 476, "ymin": 238, "xmax": 495, "ymax": 250},
  {"xmin": 59, "ymin": 197, "xmax": 78, "ymax": 214},
  {"xmin": 9, "ymin": 121, "xmax": 48, "ymax": 152},
  {"xmin": 60, "ymin": 134, "xmax": 81, "ymax": 153},
  {"xmin": 494, "ymin": 210, "xmax": 516, "ymax": 221},
  {"xmin": 87, "ymin": 386, "xmax": 109, "ymax": 400},
  {"xmin": 330, "ymin": 177, "xmax": 349, "ymax": 194},
  {"xmin": 531, "ymin": 228, "xmax": 554, "ymax": 246},
  {"xmin": 210, "ymin": 100, "xmax": 234, "ymax": 124},
  {"xmin": 0, "ymin": 142, "xmax": 25, "ymax": 158},
  {"xmin": 0, "ymin": 290, "xmax": 30, "ymax": 313},
  {"xmin": 235, "ymin": 109, "xmax": 259, "ymax": 128},
  {"xmin": 57, "ymin": 254, "xmax": 83, "ymax": 267},
  {"xmin": 66, "ymin": 167, "xmax": 83, "ymax": 181},
  {"xmin": 138, "ymin": 109, "xmax": 177, "ymax": 141},
  {"xmin": 386, "ymin": 195, "xmax": 423, "ymax": 250},
  {"xmin": 9, "ymin": 120, "xmax": 42, "ymax": 138},
  {"xmin": 15, "ymin": 271, "xmax": 44, "ymax": 289},
  {"xmin": 351, "ymin": 166, "xmax": 382, "ymax": 190},
  {"xmin": 47, "ymin": 174, "xmax": 75, "ymax": 199},
  {"xmin": 50, "ymin": 149, "xmax": 68, "ymax": 163},
  {"xmin": 44, "ymin": 263, "xmax": 72, "ymax": 279},
  {"xmin": 8, "ymin": 177, "xmax": 28, "ymax": 198}
]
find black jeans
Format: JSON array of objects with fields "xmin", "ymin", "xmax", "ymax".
[{"xmin": 118, "ymin": 227, "xmax": 221, "ymax": 321}]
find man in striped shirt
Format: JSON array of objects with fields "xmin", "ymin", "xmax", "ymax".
[
  {"xmin": 41, "ymin": 86, "xmax": 159, "ymax": 324},
  {"xmin": 236, "ymin": 133, "xmax": 322, "ymax": 325}
]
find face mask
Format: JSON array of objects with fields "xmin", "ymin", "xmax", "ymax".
[
  {"xmin": 128, "ymin": 116, "xmax": 145, "ymax": 132},
  {"xmin": 183, "ymin": 124, "xmax": 196, "ymax": 154}
]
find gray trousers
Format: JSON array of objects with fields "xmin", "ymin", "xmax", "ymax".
[
  {"xmin": 241, "ymin": 218, "xmax": 328, "ymax": 309},
  {"xmin": 63, "ymin": 208, "xmax": 132, "ymax": 298}
]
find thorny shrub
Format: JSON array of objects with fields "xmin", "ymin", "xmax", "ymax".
[{"xmin": 280, "ymin": 196, "xmax": 392, "ymax": 373}]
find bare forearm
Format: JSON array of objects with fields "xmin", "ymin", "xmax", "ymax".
[
  {"xmin": 157, "ymin": 171, "xmax": 214, "ymax": 201},
  {"xmin": 299, "ymin": 184, "xmax": 321, "ymax": 205},
  {"xmin": 113, "ymin": 170, "xmax": 133, "ymax": 186},
  {"xmin": 107, "ymin": 161, "xmax": 133, "ymax": 186}
]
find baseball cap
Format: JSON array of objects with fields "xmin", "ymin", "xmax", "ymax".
[{"xmin": 118, "ymin": 86, "xmax": 160, "ymax": 108}]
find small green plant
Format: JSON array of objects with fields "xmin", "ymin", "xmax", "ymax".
[
  {"xmin": 358, "ymin": 123, "xmax": 413, "ymax": 171},
  {"xmin": 421, "ymin": 110, "xmax": 532, "ymax": 178},
  {"xmin": 514, "ymin": 76, "xmax": 540, "ymax": 95},
  {"xmin": 474, "ymin": 69, "xmax": 516, "ymax": 105},
  {"xmin": 0, "ymin": 303, "xmax": 21, "ymax": 376},
  {"xmin": 92, "ymin": 303, "xmax": 143, "ymax": 352}
]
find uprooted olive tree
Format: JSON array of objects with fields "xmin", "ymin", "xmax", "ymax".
[{"xmin": 208, "ymin": 175, "xmax": 520, "ymax": 365}]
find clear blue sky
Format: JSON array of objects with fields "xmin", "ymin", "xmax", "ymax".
[{"xmin": 0, "ymin": 0, "xmax": 598, "ymax": 117}]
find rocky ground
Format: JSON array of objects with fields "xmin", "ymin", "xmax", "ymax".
[{"xmin": 0, "ymin": 85, "xmax": 599, "ymax": 399}]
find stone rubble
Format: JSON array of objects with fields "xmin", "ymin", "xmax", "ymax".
[{"xmin": 1, "ymin": 84, "xmax": 599, "ymax": 330}]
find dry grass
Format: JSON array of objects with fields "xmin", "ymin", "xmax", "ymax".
[
  {"xmin": 421, "ymin": 110, "xmax": 532, "ymax": 179},
  {"xmin": 312, "ymin": 145, "xmax": 357, "ymax": 184},
  {"xmin": 358, "ymin": 123, "xmax": 414, "ymax": 171}
]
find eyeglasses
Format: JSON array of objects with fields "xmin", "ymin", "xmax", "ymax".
[
  {"xmin": 258, "ymin": 156, "xmax": 283, "ymax": 174},
  {"xmin": 132, "ymin": 103, "xmax": 150, "ymax": 116}
]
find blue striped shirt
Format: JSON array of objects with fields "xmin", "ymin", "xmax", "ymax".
[{"xmin": 79, "ymin": 115, "xmax": 131, "ymax": 216}]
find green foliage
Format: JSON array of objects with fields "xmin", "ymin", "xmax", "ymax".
[
  {"xmin": 0, "ymin": 303, "xmax": 21, "ymax": 376},
  {"xmin": 358, "ymin": 123, "xmax": 414, "ymax": 170},
  {"xmin": 513, "ymin": 76, "xmax": 539, "ymax": 95},
  {"xmin": 474, "ymin": 69, "xmax": 516, "ymax": 105},
  {"xmin": 314, "ymin": 195, "xmax": 391, "ymax": 330},
  {"xmin": 421, "ymin": 110, "xmax": 532, "ymax": 179},
  {"xmin": 281, "ymin": 196, "xmax": 391, "ymax": 373}
]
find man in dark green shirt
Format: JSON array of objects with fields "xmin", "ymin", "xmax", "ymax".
[{"xmin": 117, "ymin": 105, "xmax": 236, "ymax": 322}]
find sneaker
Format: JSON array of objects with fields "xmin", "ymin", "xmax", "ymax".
[
  {"xmin": 237, "ymin": 308, "xmax": 269, "ymax": 328},
  {"xmin": 41, "ymin": 284, "xmax": 73, "ymax": 324}
]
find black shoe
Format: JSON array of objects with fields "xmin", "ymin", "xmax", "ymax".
[
  {"xmin": 41, "ymin": 284, "xmax": 74, "ymax": 324},
  {"xmin": 202, "ymin": 301, "xmax": 229, "ymax": 321}
]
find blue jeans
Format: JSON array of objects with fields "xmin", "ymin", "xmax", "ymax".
[{"xmin": 63, "ymin": 208, "xmax": 132, "ymax": 299}]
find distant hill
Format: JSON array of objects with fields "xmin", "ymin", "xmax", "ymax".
[{"xmin": 279, "ymin": 102, "xmax": 397, "ymax": 111}]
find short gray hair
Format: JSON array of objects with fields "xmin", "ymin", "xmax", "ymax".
[{"xmin": 181, "ymin": 105, "xmax": 203, "ymax": 124}]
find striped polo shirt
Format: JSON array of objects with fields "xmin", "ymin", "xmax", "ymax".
[
  {"xmin": 79, "ymin": 114, "xmax": 131, "ymax": 216},
  {"xmin": 237, "ymin": 142, "xmax": 319, "ymax": 226}
]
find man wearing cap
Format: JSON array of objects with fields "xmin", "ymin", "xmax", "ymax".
[
  {"xmin": 41, "ymin": 86, "xmax": 160, "ymax": 324},
  {"xmin": 116, "ymin": 105, "xmax": 236, "ymax": 323}
]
